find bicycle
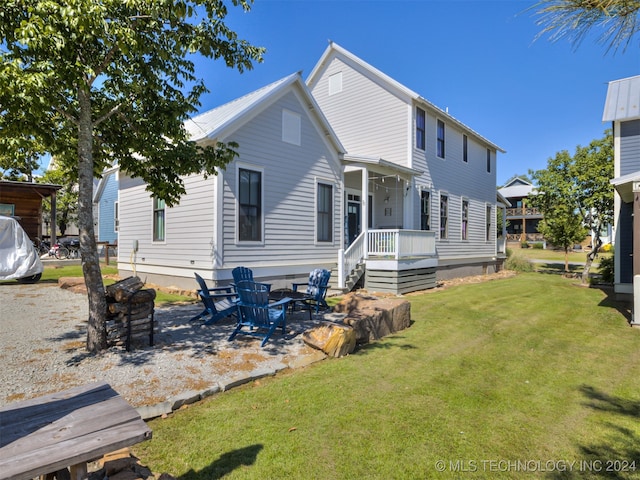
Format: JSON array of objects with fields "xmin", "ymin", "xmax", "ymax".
[{"xmin": 62, "ymin": 239, "xmax": 80, "ymax": 259}]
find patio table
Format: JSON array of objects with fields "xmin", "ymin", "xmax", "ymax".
[{"xmin": 269, "ymin": 288, "xmax": 313, "ymax": 320}]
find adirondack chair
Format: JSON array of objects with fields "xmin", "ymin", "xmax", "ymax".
[
  {"xmin": 229, "ymin": 281, "xmax": 290, "ymax": 347},
  {"xmin": 190, "ymin": 273, "xmax": 238, "ymax": 325},
  {"xmin": 231, "ymin": 266, "xmax": 271, "ymax": 291},
  {"xmin": 292, "ymin": 269, "xmax": 331, "ymax": 315}
]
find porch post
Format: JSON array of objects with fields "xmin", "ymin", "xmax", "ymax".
[
  {"xmin": 361, "ymin": 167, "xmax": 369, "ymax": 249},
  {"xmin": 633, "ymin": 182, "xmax": 640, "ymax": 324}
]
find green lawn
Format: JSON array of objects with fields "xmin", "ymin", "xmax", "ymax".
[{"xmin": 133, "ymin": 273, "xmax": 639, "ymax": 479}]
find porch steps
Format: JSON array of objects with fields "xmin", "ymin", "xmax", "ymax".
[{"xmin": 329, "ymin": 262, "xmax": 366, "ymax": 294}]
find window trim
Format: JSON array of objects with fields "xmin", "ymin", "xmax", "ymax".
[
  {"xmin": 237, "ymin": 164, "xmax": 265, "ymax": 245},
  {"xmin": 416, "ymin": 107, "xmax": 426, "ymax": 150},
  {"xmin": 437, "ymin": 119, "xmax": 445, "ymax": 159},
  {"xmin": 486, "ymin": 203, "xmax": 493, "ymax": 242},
  {"xmin": 461, "ymin": 198, "xmax": 469, "ymax": 241},
  {"xmin": 420, "ymin": 189, "xmax": 430, "ymax": 231},
  {"xmin": 439, "ymin": 192, "xmax": 449, "ymax": 240},
  {"xmin": 316, "ymin": 180, "xmax": 334, "ymax": 244},
  {"xmin": 152, "ymin": 196, "xmax": 166, "ymax": 243}
]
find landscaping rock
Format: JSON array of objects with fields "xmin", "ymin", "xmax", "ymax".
[
  {"xmin": 302, "ymin": 322, "xmax": 356, "ymax": 357},
  {"xmin": 332, "ymin": 293, "xmax": 411, "ymax": 344}
]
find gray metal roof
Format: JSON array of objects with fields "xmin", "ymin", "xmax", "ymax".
[
  {"xmin": 602, "ymin": 75, "xmax": 640, "ymax": 122},
  {"xmin": 498, "ymin": 183, "xmax": 536, "ymax": 199}
]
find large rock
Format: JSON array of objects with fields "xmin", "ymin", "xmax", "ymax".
[
  {"xmin": 332, "ymin": 293, "xmax": 411, "ymax": 344},
  {"xmin": 302, "ymin": 322, "xmax": 356, "ymax": 358}
]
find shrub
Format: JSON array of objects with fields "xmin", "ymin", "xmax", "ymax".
[
  {"xmin": 521, "ymin": 241, "xmax": 530, "ymax": 249},
  {"xmin": 601, "ymin": 243, "xmax": 614, "ymax": 253},
  {"xmin": 598, "ymin": 256, "xmax": 615, "ymax": 284},
  {"xmin": 506, "ymin": 247, "xmax": 513, "ymax": 258},
  {"xmin": 532, "ymin": 242, "xmax": 544, "ymax": 249},
  {"xmin": 505, "ymin": 255, "xmax": 534, "ymax": 272}
]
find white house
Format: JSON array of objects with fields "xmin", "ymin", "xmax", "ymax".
[
  {"xmin": 117, "ymin": 73, "xmax": 345, "ymax": 289},
  {"xmin": 306, "ymin": 42, "xmax": 506, "ymax": 288},
  {"xmin": 603, "ymin": 74, "xmax": 639, "ymax": 320},
  {"xmin": 117, "ymin": 44, "xmax": 505, "ymax": 294}
]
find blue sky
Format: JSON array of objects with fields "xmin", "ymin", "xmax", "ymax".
[{"xmin": 189, "ymin": 0, "xmax": 638, "ymax": 186}]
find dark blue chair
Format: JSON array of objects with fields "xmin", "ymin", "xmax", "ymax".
[
  {"xmin": 229, "ymin": 281, "xmax": 290, "ymax": 347},
  {"xmin": 190, "ymin": 273, "xmax": 237, "ymax": 325},
  {"xmin": 231, "ymin": 266, "xmax": 271, "ymax": 291},
  {"xmin": 292, "ymin": 269, "xmax": 331, "ymax": 315}
]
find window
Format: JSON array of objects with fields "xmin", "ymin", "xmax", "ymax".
[
  {"xmin": 437, "ymin": 119, "xmax": 445, "ymax": 158},
  {"xmin": 114, "ymin": 201, "xmax": 119, "ymax": 232},
  {"xmin": 328, "ymin": 72, "xmax": 343, "ymax": 95},
  {"xmin": 486, "ymin": 204, "xmax": 492, "ymax": 241},
  {"xmin": 463, "ymin": 135, "xmax": 468, "ymax": 163},
  {"xmin": 440, "ymin": 194, "xmax": 448, "ymax": 240},
  {"xmin": 239, "ymin": 168, "xmax": 262, "ymax": 242},
  {"xmin": 462, "ymin": 199, "xmax": 469, "ymax": 240},
  {"xmin": 152, "ymin": 197, "xmax": 165, "ymax": 242},
  {"xmin": 486, "ymin": 148, "xmax": 491, "ymax": 173},
  {"xmin": 416, "ymin": 107, "xmax": 426, "ymax": 150},
  {"xmin": 317, "ymin": 183, "xmax": 333, "ymax": 242},
  {"xmin": 420, "ymin": 190, "xmax": 430, "ymax": 230},
  {"xmin": 282, "ymin": 109, "xmax": 301, "ymax": 146}
]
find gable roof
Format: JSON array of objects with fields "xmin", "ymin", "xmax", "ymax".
[
  {"xmin": 306, "ymin": 41, "xmax": 505, "ymax": 154},
  {"xmin": 185, "ymin": 72, "xmax": 345, "ymax": 154},
  {"xmin": 603, "ymin": 75, "xmax": 640, "ymax": 122}
]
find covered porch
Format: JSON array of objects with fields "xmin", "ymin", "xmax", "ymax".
[{"xmin": 337, "ymin": 155, "xmax": 437, "ymax": 294}]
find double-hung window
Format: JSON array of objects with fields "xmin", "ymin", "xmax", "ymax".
[
  {"xmin": 416, "ymin": 107, "xmax": 426, "ymax": 150},
  {"xmin": 420, "ymin": 190, "xmax": 430, "ymax": 230},
  {"xmin": 238, "ymin": 168, "xmax": 262, "ymax": 242},
  {"xmin": 461, "ymin": 199, "xmax": 469, "ymax": 240},
  {"xmin": 486, "ymin": 204, "xmax": 492, "ymax": 242},
  {"xmin": 152, "ymin": 197, "xmax": 165, "ymax": 242},
  {"xmin": 440, "ymin": 194, "xmax": 448, "ymax": 240},
  {"xmin": 317, "ymin": 182, "xmax": 333, "ymax": 242},
  {"xmin": 437, "ymin": 119, "xmax": 445, "ymax": 158}
]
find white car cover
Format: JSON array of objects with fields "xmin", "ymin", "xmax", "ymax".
[{"xmin": 0, "ymin": 215, "xmax": 44, "ymax": 280}]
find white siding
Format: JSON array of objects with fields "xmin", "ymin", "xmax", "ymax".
[
  {"xmin": 119, "ymin": 174, "xmax": 217, "ymax": 269},
  {"xmin": 310, "ymin": 57, "xmax": 409, "ymax": 166},
  {"xmin": 221, "ymin": 90, "xmax": 342, "ymax": 267}
]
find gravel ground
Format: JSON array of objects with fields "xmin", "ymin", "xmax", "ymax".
[{"xmin": 0, "ymin": 282, "xmax": 326, "ymax": 410}]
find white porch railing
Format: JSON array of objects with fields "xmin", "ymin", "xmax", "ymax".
[
  {"xmin": 338, "ymin": 231, "xmax": 366, "ymax": 289},
  {"xmin": 367, "ymin": 229, "xmax": 436, "ymax": 258},
  {"xmin": 337, "ymin": 229, "xmax": 437, "ymax": 289}
]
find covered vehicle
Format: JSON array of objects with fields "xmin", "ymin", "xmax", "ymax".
[{"xmin": 0, "ymin": 215, "xmax": 43, "ymax": 283}]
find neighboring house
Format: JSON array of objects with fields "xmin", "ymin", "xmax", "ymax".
[
  {"xmin": 498, "ymin": 176, "xmax": 543, "ymax": 244},
  {"xmin": 93, "ymin": 165, "xmax": 119, "ymax": 244},
  {"xmin": 306, "ymin": 42, "xmax": 505, "ymax": 287},
  {"xmin": 117, "ymin": 73, "xmax": 345, "ymax": 290},
  {"xmin": 603, "ymin": 74, "xmax": 639, "ymax": 318}
]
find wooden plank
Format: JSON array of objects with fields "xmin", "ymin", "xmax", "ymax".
[{"xmin": 0, "ymin": 382, "xmax": 151, "ymax": 480}]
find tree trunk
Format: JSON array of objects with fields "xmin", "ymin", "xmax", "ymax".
[
  {"xmin": 77, "ymin": 87, "xmax": 108, "ymax": 353},
  {"xmin": 582, "ymin": 234, "xmax": 603, "ymax": 285},
  {"xmin": 564, "ymin": 247, "xmax": 569, "ymax": 273}
]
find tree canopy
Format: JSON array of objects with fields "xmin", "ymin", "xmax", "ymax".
[
  {"xmin": 0, "ymin": 0, "xmax": 265, "ymax": 351},
  {"xmin": 530, "ymin": 130, "xmax": 614, "ymax": 280}
]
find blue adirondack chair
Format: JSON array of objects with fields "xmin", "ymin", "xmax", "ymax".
[
  {"xmin": 190, "ymin": 273, "xmax": 238, "ymax": 325},
  {"xmin": 229, "ymin": 281, "xmax": 290, "ymax": 347},
  {"xmin": 231, "ymin": 266, "xmax": 272, "ymax": 292},
  {"xmin": 292, "ymin": 269, "xmax": 331, "ymax": 315}
]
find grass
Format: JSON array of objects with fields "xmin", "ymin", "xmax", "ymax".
[
  {"xmin": 37, "ymin": 264, "xmax": 195, "ymax": 306},
  {"xmin": 133, "ymin": 273, "xmax": 639, "ymax": 479}
]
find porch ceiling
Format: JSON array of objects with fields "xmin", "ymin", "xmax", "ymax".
[
  {"xmin": 343, "ymin": 154, "xmax": 422, "ymax": 182},
  {"xmin": 611, "ymin": 171, "xmax": 640, "ymax": 203}
]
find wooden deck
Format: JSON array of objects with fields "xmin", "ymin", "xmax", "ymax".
[{"xmin": 0, "ymin": 382, "xmax": 151, "ymax": 480}]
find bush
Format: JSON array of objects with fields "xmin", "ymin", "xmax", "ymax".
[
  {"xmin": 505, "ymin": 255, "xmax": 534, "ymax": 272},
  {"xmin": 506, "ymin": 247, "xmax": 513, "ymax": 258},
  {"xmin": 598, "ymin": 256, "xmax": 615, "ymax": 284},
  {"xmin": 521, "ymin": 241, "xmax": 530, "ymax": 249},
  {"xmin": 601, "ymin": 243, "xmax": 614, "ymax": 253},
  {"xmin": 532, "ymin": 242, "xmax": 545, "ymax": 249}
]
